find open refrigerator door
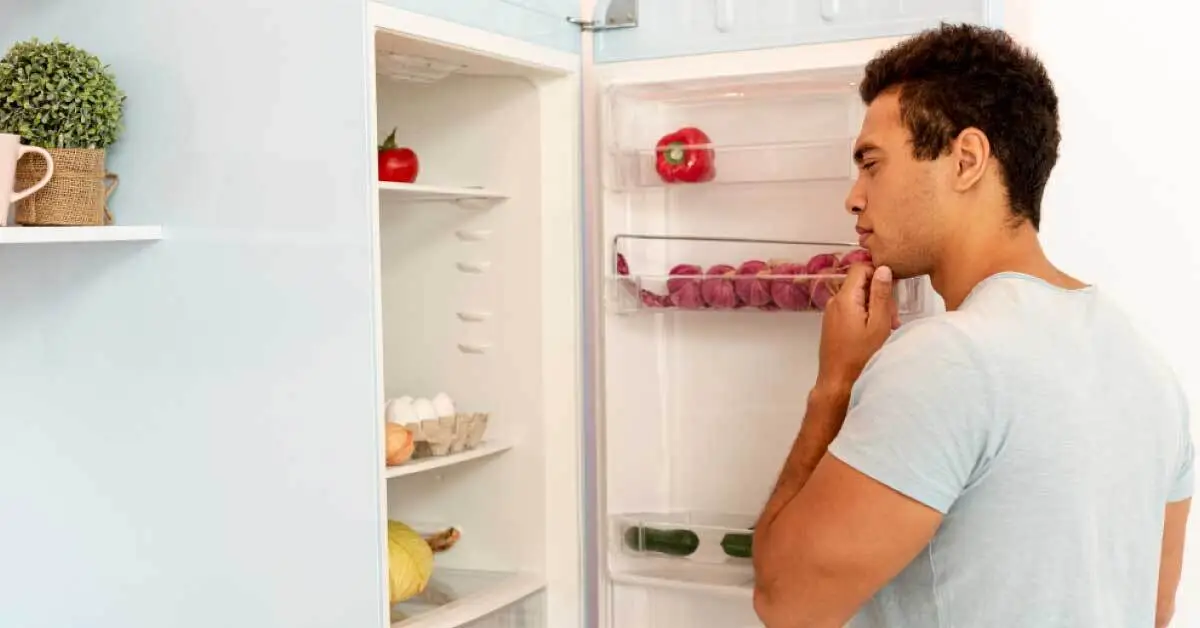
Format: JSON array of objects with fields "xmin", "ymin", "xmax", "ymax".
[
  {"xmin": 366, "ymin": 3, "xmax": 584, "ymax": 628},
  {"xmin": 590, "ymin": 45, "xmax": 936, "ymax": 628}
]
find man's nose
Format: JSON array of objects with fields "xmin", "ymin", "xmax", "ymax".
[{"xmin": 844, "ymin": 179, "xmax": 865, "ymax": 216}]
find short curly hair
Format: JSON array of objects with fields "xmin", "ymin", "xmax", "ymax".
[{"xmin": 860, "ymin": 23, "xmax": 1060, "ymax": 229}]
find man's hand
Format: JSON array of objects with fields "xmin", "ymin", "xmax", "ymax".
[{"xmin": 817, "ymin": 264, "xmax": 898, "ymax": 392}]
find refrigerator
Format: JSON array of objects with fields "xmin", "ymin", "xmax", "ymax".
[{"xmin": 368, "ymin": 1, "xmax": 998, "ymax": 627}]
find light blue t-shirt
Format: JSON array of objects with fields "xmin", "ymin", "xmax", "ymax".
[{"xmin": 828, "ymin": 272, "xmax": 1195, "ymax": 628}]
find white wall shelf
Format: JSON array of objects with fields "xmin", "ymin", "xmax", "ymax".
[
  {"xmin": 390, "ymin": 569, "xmax": 544, "ymax": 628},
  {"xmin": 0, "ymin": 225, "xmax": 163, "ymax": 244},
  {"xmin": 378, "ymin": 182, "xmax": 508, "ymax": 203},
  {"xmin": 384, "ymin": 441, "xmax": 512, "ymax": 480}
]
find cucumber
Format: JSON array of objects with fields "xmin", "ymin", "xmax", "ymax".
[
  {"xmin": 720, "ymin": 532, "xmax": 753, "ymax": 559},
  {"xmin": 623, "ymin": 525, "xmax": 700, "ymax": 557}
]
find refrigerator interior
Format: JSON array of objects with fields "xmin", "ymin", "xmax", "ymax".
[
  {"xmin": 372, "ymin": 25, "xmax": 561, "ymax": 627},
  {"xmin": 598, "ymin": 68, "xmax": 926, "ymax": 627}
]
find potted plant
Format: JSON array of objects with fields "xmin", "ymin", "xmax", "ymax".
[{"xmin": 0, "ymin": 38, "xmax": 126, "ymax": 226}]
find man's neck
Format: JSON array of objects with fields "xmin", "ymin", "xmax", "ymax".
[{"xmin": 929, "ymin": 222, "xmax": 1085, "ymax": 311}]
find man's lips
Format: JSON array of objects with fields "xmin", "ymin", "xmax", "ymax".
[{"xmin": 856, "ymin": 227, "xmax": 872, "ymax": 247}]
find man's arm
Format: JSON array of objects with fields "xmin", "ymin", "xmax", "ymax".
[
  {"xmin": 752, "ymin": 390, "xmax": 943, "ymax": 628},
  {"xmin": 753, "ymin": 265, "xmax": 994, "ymax": 628},
  {"xmin": 754, "ymin": 385, "xmax": 850, "ymax": 537},
  {"xmin": 753, "ymin": 264, "xmax": 941, "ymax": 628},
  {"xmin": 1158, "ymin": 499, "xmax": 1190, "ymax": 628}
]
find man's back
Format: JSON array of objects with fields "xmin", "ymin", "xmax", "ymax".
[{"xmin": 830, "ymin": 272, "xmax": 1194, "ymax": 627}]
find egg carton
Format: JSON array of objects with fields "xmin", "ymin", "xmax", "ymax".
[{"xmin": 402, "ymin": 412, "xmax": 489, "ymax": 458}]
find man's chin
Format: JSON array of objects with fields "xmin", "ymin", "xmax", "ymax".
[
  {"xmin": 868, "ymin": 255, "xmax": 925, "ymax": 281},
  {"xmin": 884, "ymin": 265, "xmax": 929, "ymax": 281}
]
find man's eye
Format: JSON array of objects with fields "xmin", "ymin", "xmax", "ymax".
[{"xmin": 862, "ymin": 162, "xmax": 877, "ymax": 172}]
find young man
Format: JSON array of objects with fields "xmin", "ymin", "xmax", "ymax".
[{"xmin": 751, "ymin": 23, "xmax": 1194, "ymax": 628}]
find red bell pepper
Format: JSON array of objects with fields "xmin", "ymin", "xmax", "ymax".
[
  {"xmin": 378, "ymin": 127, "xmax": 419, "ymax": 183},
  {"xmin": 655, "ymin": 127, "xmax": 716, "ymax": 183}
]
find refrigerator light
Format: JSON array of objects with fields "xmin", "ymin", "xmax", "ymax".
[{"xmin": 377, "ymin": 52, "xmax": 466, "ymax": 83}]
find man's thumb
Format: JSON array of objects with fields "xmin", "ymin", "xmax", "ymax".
[{"xmin": 867, "ymin": 265, "xmax": 895, "ymax": 325}]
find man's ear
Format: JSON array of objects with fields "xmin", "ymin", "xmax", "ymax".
[{"xmin": 952, "ymin": 127, "xmax": 990, "ymax": 192}]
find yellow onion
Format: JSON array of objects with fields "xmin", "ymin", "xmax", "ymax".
[{"xmin": 385, "ymin": 423, "xmax": 415, "ymax": 466}]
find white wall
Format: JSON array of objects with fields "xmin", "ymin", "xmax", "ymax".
[
  {"xmin": 0, "ymin": 2, "xmax": 384, "ymax": 627},
  {"xmin": 1008, "ymin": 1, "xmax": 1200, "ymax": 623}
]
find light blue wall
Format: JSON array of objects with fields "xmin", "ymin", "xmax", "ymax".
[
  {"xmin": 0, "ymin": 2, "xmax": 383, "ymax": 628},
  {"xmin": 380, "ymin": 0, "xmax": 582, "ymax": 53}
]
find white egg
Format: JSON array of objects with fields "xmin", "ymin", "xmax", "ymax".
[
  {"xmin": 432, "ymin": 392, "xmax": 456, "ymax": 417},
  {"xmin": 385, "ymin": 397, "xmax": 417, "ymax": 424},
  {"xmin": 412, "ymin": 397, "xmax": 438, "ymax": 421}
]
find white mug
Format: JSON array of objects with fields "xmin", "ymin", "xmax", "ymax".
[{"xmin": 0, "ymin": 133, "xmax": 54, "ymax": 226}]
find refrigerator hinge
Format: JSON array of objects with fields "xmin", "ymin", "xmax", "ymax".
[{"xmin": 568, "ymin": 0, "xmax": 637, "ymax": 32}]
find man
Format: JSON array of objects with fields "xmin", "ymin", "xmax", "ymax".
[{"xmin": 751, "ymin": 23, "xmax": 1194, "ymax": 628}]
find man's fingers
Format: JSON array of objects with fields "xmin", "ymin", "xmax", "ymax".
[
  {"xmin": 840, "ymin": 263, "xmax": 874, "ymax": 309},
  {"xmin": 867, "ymin": 265, "xmax": 895, "ymax": 327}
]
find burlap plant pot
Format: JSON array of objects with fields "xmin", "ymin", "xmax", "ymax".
[{"xmin": 13, "ymin": 148, "xmax": 117, "ymax": 226}]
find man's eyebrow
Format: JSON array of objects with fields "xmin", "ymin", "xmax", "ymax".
[{"xmin": 852, "ymin": 142, "xmax": 879, "ymax": 165}]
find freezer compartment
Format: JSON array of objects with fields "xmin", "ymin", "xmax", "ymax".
[
  {"xmin": 603, "ymin": 70, "xmax": 862, "ymax": 191},
  {"xmin": 608, "ymin": 233, "xmax": 925, "ymax": 315},
  {"xmin": 611, "ymin": 139, "xmax": 853, "ymax": 189},
  {"xmin": 616, "ymin": 511, "xmax": 756, "ymax": 565}
]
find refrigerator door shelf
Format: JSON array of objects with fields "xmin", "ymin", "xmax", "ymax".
[
  {"xmin": 608, "ymin": 139, "xmax": 854, "ymax": 190},
  {"xmin": 608, "ymin": 511, "xmax": 757, "ymax": 598},
  {"xmin": 610, "ymin": 564, "xmax": 754, "ymax": 598},
  {"xmin": 616, "ymin": 511, "xmax": 756, "ymax": 563},
  {"xmin": 609, "ymin": 273, "xmax": 925, "ymax": 316},
  {"xmin": 602, "ymin": 69, "xmax": 864, "ymax": 193},
  {"xmin": 607, "ymin": 233, "xmax": 926, "ymax": 316}
]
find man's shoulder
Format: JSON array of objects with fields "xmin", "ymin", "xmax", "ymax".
[
  {"xmin": 859, "ymin": 314, "xmax": 991, "ymax": 393},
  {"xmin": 879, "ymin": 313, "xmax": 983, "ymax": 361}
]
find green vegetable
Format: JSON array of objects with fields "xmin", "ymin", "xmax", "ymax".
[
  {"xmin": 0, "ymin": 38, "xmax": 126, "ymax": 149},
  {"xmin": 623, "ymin": 525, "xmax": 700, "ymax": 557},
  {"xmin": 720, "ymin": 532, "xmax": 753, "ymax": 559}
]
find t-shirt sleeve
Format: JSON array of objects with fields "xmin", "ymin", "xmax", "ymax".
[
  {"xmin": 827, "ymin": 318, "xmax": 997, "ymax": 515},
  {"xmin": 1168, "ymin": 388, "xmax": 1195, "ymax": 503}
]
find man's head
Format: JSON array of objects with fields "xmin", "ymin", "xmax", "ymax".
[{"xmin": 845, "ymin": 23, "xmax": 1060, "ymax": 279}]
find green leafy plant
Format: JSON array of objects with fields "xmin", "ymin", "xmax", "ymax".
[{"xmin": 0, "ymin": 38, "xmax": 125, "ymax": 149}]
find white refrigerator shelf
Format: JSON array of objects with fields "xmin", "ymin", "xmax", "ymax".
[
  {"xmin": 384, "ymin": 441, "xmax": 512, "ymax": 479},
  {"xmin": 390, "ymin": 569, "xmax": 544, "ymax": 628},
  {"xmin": 378, "ymin": 182, "xmax": 507, "ymax": 204}
]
